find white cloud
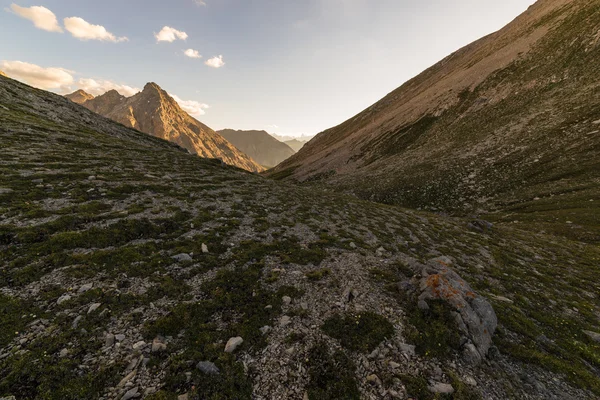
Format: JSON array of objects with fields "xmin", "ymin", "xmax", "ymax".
[
  {"xmin": 9, "ymin": 4, "xmax": 63, "ymax": 32},
  {"xmin": 77, "ymin": 78, "xmax": 140, "ymax": 97},
  {"xmin": 170, "ymin": 94, "xmax": 209, "ymax": 116},
  {"xmin": 194, "ymin": 0, "xmax": 207, "ymax": 5},
  {"xmin": 64, "ymin": 17, "xmax": 128, "ymax": 42},
  {"xmin": 205, "ymin": 55, "xmax": 225, "ymax": 68},
  {"xmin": 0, "ymin": 60, "xmax": 73, "ymax": 90},
  {"xmin": 184, "ymin": 49, "xmax": 201, "ymax": 59},
  {"xmin": 266, "ymin": 124, "xmax": 279, "ymax": 130},
  {"xmin": 155, "ymin": 26, "xmax": 188, "ymax": 42}
]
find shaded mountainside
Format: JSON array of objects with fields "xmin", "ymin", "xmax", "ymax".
[
  {"xmin": 269, "ymin": 0, "xmax": 600, "ymax": 243},
  {"xmin": 72, "ymin": 83, "xmax": 264, "ymax": 173},
  {"xmin": 65, "ymin": 89, "xmax": 95, "ymax": 105},
  {"xmin": 2, "ymin": 72, "xmax": 600, "ymax": 400},
  {"xmin": 218, "ymin": 129, "xmax": 296, "ymax": 168}
]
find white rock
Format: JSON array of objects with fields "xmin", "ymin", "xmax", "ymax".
[
  {"xmin": 121, "ymin": 386, "xmax": 139, "ymax": 400},
  {"xmin": 133, "ymin": 340, "xmax": 146, "ymax": 350},
  {"xmin": 59, "ymin": 348, "xmax": 69, "ymax": 358},
  {"xmin": 279, "ymin": 315, "xmax": 291, "ymax": 327},
  {"xmin": 201, "ymin": 243, "xmax": 209, "ymax": 253},
  {"xmin": 87, "ymin": 303, "xmax": 101, "ymax": 314},
  {"xmin": 152, "ymin": 338, "xmax": 167, "ymax": 352},
  {"xmin": 259, "ymin": 326, "xmax": 272, "ymax": 335},
  {"xmin": 464, "ymin": 376, "xmax": 477, "ymax": 386},
  {"xmin": 429, "ymin": 382, "xmax": 454, "ymax": 394},
  {"xmin": 172, "ymin": 253, "xmax": 192, "ymax": 262},
  {"xmin": 399, "ymin": 343, "xmax": 416, "ymax": 356},
  {"xmin": 282, "ymin": 296, "xmax": 292, "ymax": 306},
  {"xmin": 117, "ymin": 370, "xmax": 137, "ymax": 388},
  {"xmin": 78, "ymin": 283, "xmax": 93, "ymax": 293},
  {"xmin": 224, "ymin": 336, "xmax": 243, "ymax": 353},
  {"xmin": 56, "ymin": 294, "xmax": 72, "ymax": 305}
]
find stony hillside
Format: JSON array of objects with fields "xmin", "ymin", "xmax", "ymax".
[
  {"xmin": 70, "ymin": 84, "xmax": 264, "ymax": 173},
  {"xmin": 218, "ymin": 129, "xmax": 296, "ymax": 168},
  {"xmin": 269, "ymin": 0, "xmax": 600, "ymax": 243},
  {"xmin": 65, "ymin": 89, "xmax": 95, "ymax": 105},
  {"xmin": 2, "ymin": 71, "xmax": 600, "ymax": 400}
]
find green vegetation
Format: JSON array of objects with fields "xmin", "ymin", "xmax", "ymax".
[
  {"xmin": 306, "ymin": 342, "xmax": 360, "ymax": 400},
  {"xmin": 404, "ymin": 298, "xmax": 462, "ymax": 359},
  {"xmin": 0, "ymin": 294, "xmax": 40, "ymax": 347},
  {"xmin": 142, "ymin": 265, "xmax": 291, "ymax": 399},
  {"xmin": 322, "ymin": 312, "xmax": 394, "ymax": 353},
  {"xmin": 0, "ymin": 328, "xmax": 119, "ymax": 399},
  {"xmin": 305, "ymin": 268, "xmax": 331, "ymax": 281}
]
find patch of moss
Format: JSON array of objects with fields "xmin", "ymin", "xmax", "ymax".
[
  {"xmin": 322, "ymin": 311, "xmax": 394, "ymax": 353},
  {"xmin": 143, "ymin": 265, "xmax": 282, "ymax": 399},
  {"xmin": 0, "ymin": 294, "xmax": 39, "ymax": 347},
  {"xmin": 306, "ymin": 268, "xmax": 331, "ymax": 281},
  {"xmin": 404, "ymin": 299, "xmax": 461, "ymax": 359},
  {"xmin": 399, "ymin": 374, "xmax": 432, "ymax": 400},
  {"xmin": 306, "ymin": 342, "xmax": 360, "ymax": 400}
]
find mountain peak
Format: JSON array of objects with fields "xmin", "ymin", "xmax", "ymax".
[
  {"xmin": 0, "ymin": 70, "xmax": 7, "ymax": 77},
  {"xmin": 65, "ymin": 89, "xmax": 95, "ymax": 105},
  {"xmin": 142, "ymin": 82, "xmax": 164, "ymax": 94}
]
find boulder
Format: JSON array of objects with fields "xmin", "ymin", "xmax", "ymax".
[{"xmin": 414, "ymin": 257, "xmax": 497, "ymax": 363}]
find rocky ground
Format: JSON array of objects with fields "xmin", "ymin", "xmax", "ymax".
[{"xmin": 1, "ymin": 77, "xmax": 599, "ymax": 399}]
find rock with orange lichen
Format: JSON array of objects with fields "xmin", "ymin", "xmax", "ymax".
[{"xmin": 417, "ymin": 256, "xmax": 497, "ymax": 364}]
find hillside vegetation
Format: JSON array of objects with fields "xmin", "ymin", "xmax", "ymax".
[{"xmin": 1, "ymin": 73, "xmax": 599, "ymax": 399}]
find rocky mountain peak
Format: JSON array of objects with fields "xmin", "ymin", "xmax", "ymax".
[{"xmin": 72, "ymin": 81, "xmax": 264, "ymax": 172}]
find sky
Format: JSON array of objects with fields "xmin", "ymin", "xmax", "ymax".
[{"xmin": 0, "ymin": 0, "xmax": 534, "ymax": 138}]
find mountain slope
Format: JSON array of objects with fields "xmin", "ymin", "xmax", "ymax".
[
  {"xmin": 79, "ymin": 83, "xmax": 264, "ymax": 173},
  {"xmin": 269, "ymin": 0, "xmax": 600, "ymax": 242},
  {"xmin": 2, "ymin": 70, "xmax": 600, "ymax": 400},
  {"xmin": 218, "ymin": 129, "xmax": 296, "ymax": 168},
  {"xmin": 65, "ymin": 89, "xmax": 95, "ymax": 105}
]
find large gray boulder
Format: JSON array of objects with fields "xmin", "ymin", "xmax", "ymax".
[{"xmin": 414, "ymin": 256, "xmax": 498, "ymax": 364}]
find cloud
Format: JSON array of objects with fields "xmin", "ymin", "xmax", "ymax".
[
  {"xmin": 155, "ymin": 26, "xmax": 188, "ymax": 42},
  {"xmin": 64, "ymin": 17, "xmax": 128, "ymax": 42},
  {"xmin": 266, "ymin": 124, "xmax": 279, "ymax": 130},
  {"xmin": 194, "ymin": 0, "xmax": 207, "ymax": 5},
  {"xmin": 9, "ymin": 4, "xmax": 63, "ymax": 32},
  {"xmin": 0, "ymin": 60, "xmax": 73, "ymax": 90},
  {"xmin": 184, "ymin": 49, "xmax": 201, "ymax": 59},
  {"xmin": 77, "ymin": 78, "xmax": 139, "ymax": 97},
  {"xmin": 170, "ymin": 94, "xmax": 209, "ymax": 116},
  {"xmin": 205, "ymin": 55, "xmax": 225, "ymax": 68}
]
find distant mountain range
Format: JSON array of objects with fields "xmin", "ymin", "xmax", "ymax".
[
  {"xmin": 269, "ymin": 134, "xmax": 313, "ymax": 152},
  {"xmin": 217, "ymin": 129, "xmax": 295, "ymax": 168},
  {"xmin": 65, "ymin": 84, "xmax": 264, "ymax": 172},
  {"xmin": 282, "ymin": 138, "xmax": 309, "ymax": 152}
]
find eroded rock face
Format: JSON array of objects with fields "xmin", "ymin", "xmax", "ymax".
[{"xmin": 416, "ymin": 257, "xmax": 498, "ymax": 363}]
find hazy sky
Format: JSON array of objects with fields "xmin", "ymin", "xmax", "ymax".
[{"xmin": 1, "ymin": 0, "xmax": 533, "ymax": 137}]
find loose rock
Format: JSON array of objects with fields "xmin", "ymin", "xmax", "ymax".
[{"xmin": 225, "ymin": 336, "xmax": 243, "ymax": 353}]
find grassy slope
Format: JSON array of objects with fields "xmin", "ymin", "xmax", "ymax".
[{"xmin": 0, "ymin": 77, "xmax": 599, "ymax": 398}]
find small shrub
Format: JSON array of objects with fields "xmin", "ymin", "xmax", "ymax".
[
  {"xmin": 306, "ymin": 342, "xmax": 360, "ymax": 400},
  {"xmin": 322, "ymin": 311, "xmax": 394, "ymax": 352}
]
